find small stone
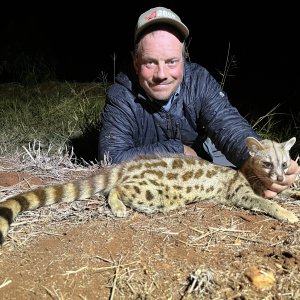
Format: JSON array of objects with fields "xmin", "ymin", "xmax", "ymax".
[{"xmin": 245, "ymin": 266, "xmax": 275, "ymax": 290}]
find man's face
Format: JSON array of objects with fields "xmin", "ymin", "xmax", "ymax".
[{"xmin": 133, "ymin": 30, "xmax": 184, "ymax": 101}]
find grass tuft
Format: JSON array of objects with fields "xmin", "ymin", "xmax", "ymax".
[{"xmin": 0, "ymin": 81, "xmax": 108, "ymax": 163}]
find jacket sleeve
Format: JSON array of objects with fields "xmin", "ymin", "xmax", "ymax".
[
  {"xmin": 197, "ymin": 70, "xmax": 261, "ymax": 168},
  {"xmin": 98, "ymin": 89, "xmax": 184, "ymax": 164}
]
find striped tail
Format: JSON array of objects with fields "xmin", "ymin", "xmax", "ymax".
[{"xmin": 0, "ymin": 172, "xmax": 111, "ymax": 244}]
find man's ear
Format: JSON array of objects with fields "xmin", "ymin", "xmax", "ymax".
[{"xmin": 132, "ymin": 54, "xmax": 139, "ymax": 74}]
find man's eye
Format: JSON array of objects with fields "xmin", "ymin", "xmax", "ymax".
[
  {"xmin": 145, "ymin": 61, "xmax": 155, "ymax": 67},
  {"xmin": 168, "ymin": 60, "xmax": 177, "ymax": 65}
]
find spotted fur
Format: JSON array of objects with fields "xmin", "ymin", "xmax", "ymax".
[{"xmin": 0, "ymin": 137, "xmax": 298, "ymax": 244}]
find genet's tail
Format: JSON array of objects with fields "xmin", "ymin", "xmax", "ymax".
[{"xmin": 0, "ymin": 172, "xmax": 112, "ymax": 244}]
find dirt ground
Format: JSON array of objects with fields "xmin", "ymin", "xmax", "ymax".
[{"xmin": 0, "ymin": 162, "xmax": 300, "ymax": 300}]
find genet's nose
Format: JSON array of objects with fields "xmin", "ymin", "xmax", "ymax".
[{"xmin": 277, "ymin": 175, "xmax": 284, "ymax": 182}]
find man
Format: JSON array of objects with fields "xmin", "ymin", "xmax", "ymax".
[{"xmin": 99, "ymin": 6, "xmax": 299, "ymax": 198}]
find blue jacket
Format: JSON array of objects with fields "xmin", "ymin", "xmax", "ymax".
[{"xmin": 98, "ymin": 62, "xmax": 260, "ymax": 168}]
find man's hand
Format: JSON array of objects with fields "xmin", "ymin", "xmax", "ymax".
[
  {"xmin": 262, "ymin": 160, "xmax": 300, "ymax": 198},
  {"xmin": 183, "ymin": 145, "xmax": 198, "ymax": 157}
]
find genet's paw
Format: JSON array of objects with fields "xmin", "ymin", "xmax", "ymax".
[
  {"xmin": 111, "ymin": 207, "xmax": 128, "ymax": 218},
  {"xmin": 108, "ymin": 189, "xmax": 128, "ymax": 218},
  {"xmin": 286, "ymin": 212, "xmax": 299, "ymax": 223}
]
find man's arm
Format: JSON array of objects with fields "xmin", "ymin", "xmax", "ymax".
[
  {"xmin": 195, "ymin": 68, "xmax": 260, "ymax": 169},
  {"xmin": 98, "ymin": 96, "xmax": 184, "ymax": 164},
  {"xmin": 194, "ymin": 67, "xmax": 300, "ymax": 196}
]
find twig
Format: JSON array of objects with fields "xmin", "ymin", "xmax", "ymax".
[
  {"xmin": 94, "ymin": 255, "xmax": 113, "ymax": 264},
  {"xmin": 208, "ymin": 227, "xmax": 252, "ymax": 233},
  {"xmin": 93, "ymin": 261, "xmax": 140, "ymax": 271},
  {"xmin": 42, "ymin": 286, "xmax": 62, "ymax": 300},
  {"xmin": 0, "ymin": 278, "xmax": 12, "ymax": 289},
  {"xmin": 110, "ymin": 262, "xmax": 120, "ymax": 300},
  {"xmin": 34, "ymin": 231, "xmax": 66, "ymax": 237},
  {"xmin": 64, "ymin": 266, "xmax": 88, "ymax": 275},
  {"xmin": 175, "ymin": 239, "xmax": 194, "ymax": 247},
  {"xmin": 222, "ymin": 232, "xmax": 262, "ymax": 243},
  {"xmin": 190, "ymin": 228, "xmax": 220, "ymax": 241},
  {"xmin": 21, "ymin": 145, "xmax": 35, "ymax": 162}
]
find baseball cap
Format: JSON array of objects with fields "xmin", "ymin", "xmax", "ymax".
[{"xmin": 134, "ymin": 7, "xmax": 189, "ymax": 43}]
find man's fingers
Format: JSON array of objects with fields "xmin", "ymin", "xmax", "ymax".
[
  {"xmin": 264, "ymin": 189, "xmax": 278, "ymax": 198},
  {"xmin": 287, "ymin": 160, "xmax": 300, "ymax": 175}
]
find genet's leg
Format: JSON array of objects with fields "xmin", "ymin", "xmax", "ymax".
[{"xmin": 108, "ymin": 188, "xmax": 128, "ymax": 217}]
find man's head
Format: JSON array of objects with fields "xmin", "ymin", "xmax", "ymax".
[
  {"xmin": 134, "ymin": 7, "xmax": 189, "ymax": 45},
  {"xmin": 133, "ymin": 7, "xmax": 189, "ymax": 102}
]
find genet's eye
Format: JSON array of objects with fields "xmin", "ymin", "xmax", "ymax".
[
  {"xmin": 282, "ymin": 162, "xmax": 288, "ymax": 169},
  {"xmin": 262, "ymin": 161, "xmax": 273, "ymax": 168}
]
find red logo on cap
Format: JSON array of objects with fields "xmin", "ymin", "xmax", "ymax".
[{"xmin": 145, "ymin": 11, "xmax": 157, "ymax": 20}]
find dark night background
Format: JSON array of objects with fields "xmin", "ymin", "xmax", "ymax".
[{"xmin": 1, "ymin": 2, "xmax": 299, "ymax": 118}]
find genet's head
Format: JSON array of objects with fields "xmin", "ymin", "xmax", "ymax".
[{"xmin": 132, "ymin": 7, "xmax": 189, "ymax": 102}]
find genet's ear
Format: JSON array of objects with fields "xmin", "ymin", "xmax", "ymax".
[
  {"xmin": 246, "ymin": 137, "xmax": 264, "ymax": 157},
  {"xmin": 282, "ymin": 137, "xmax": 296, "ymax": 151}
]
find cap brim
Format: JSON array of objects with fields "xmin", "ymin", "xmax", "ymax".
[{"xmin": 135, "ymin": 18, "xmax": 189, "ymax": 42}]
